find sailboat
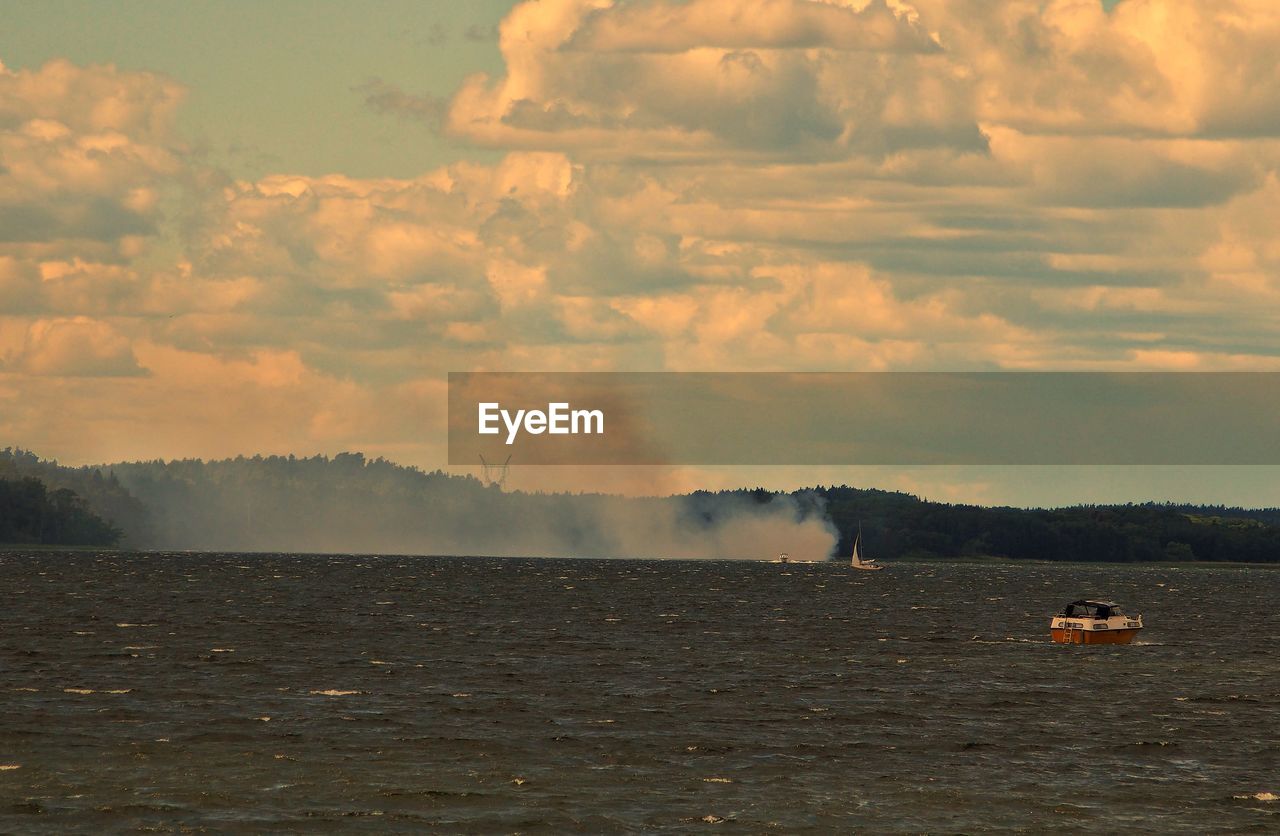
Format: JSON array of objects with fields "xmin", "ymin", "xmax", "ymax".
[{"xmin": 850, "ymin": 524, "xmax": 884, "ymax": 571}]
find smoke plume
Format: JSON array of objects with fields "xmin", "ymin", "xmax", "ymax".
[{"xmin": 105, "ymin": 454, "xmax": 838, "ymax": 560}]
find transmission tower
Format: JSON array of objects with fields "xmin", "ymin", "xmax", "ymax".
[{"xmin": 479, "ymin": 454, "xmax": 511, "ymax": 490}]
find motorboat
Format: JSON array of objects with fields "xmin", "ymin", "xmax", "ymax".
[{"xmin": 1050, "ymin": 599, "xmax": 1143, "ymax": 644}]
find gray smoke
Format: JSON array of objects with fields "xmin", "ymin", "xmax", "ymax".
[{"xmin": 106, "ymin": 454, "xmax": 838, "ymax": 560}]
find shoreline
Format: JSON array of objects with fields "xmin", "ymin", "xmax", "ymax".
[{"xmin": 3, "ymin": 545, "xmax": 1278, "ymax": 568}]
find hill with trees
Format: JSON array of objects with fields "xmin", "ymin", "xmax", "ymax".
[
  {"xmin": 0, "ymin": 475, "xmax": 121, "ymax": 547},
  {"xmin": 815, "ymin": 485, "xmax": 1280, "ymax": 563},
  {"xmin": 3, "ymin": 448, "xmax": 1280, "ymax": 561},
  {"xmin": 1, "ymin": 448, "xmax": 149, "ymax": 546}
]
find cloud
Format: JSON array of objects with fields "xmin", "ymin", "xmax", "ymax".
[
  {"xmin": 12, "ymin": 316, "xmax": 146, "ymax": 377},
  {"xmin": 0, "ymin": 58, "xmax": 182, "ymax": 287},
  {"xmin": 989, "ymin": 131, "xmax": 1264, "ymax": 209},
  {"xmin": 354, "ymin": 78, "xmax": 448, "ymax": 130},
  {"xmin": 444, "ymin": 0, "xmax": 981, "ymax": 160},
  {"xmin": 464, "ymin": 23, "xmax": 498, "ymax": 42},
  {"xmin": 917, "ymin": 0, "xmax": 1280, "ymax": 138},
  {"xmin": 7, "ymin": 0, "xmax": 1280, "ymax": 479},
  {"xmin": 423, "ymin": 22, "xmax": 450, "ymax": 47},
  {"xmin": 0, "ymin": 58, "xmax": 184, "ymax": 138},
  {"xmin": 563, "ymin": 0, "xmax": 941, "ymax": 53}
]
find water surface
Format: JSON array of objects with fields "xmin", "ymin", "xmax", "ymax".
[{"xmin": 2, "ymin": 553, "xmax": 1278, "ymax": 832}]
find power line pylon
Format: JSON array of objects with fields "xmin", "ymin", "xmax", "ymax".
[{"xmin": 479, "ymin": 454, "xmax": 511, "ymax": 490}]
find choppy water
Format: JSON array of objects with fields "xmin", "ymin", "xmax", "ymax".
[{"xmin": 2, "ymin": 552, "xmax": 1278, "ymax": 833}]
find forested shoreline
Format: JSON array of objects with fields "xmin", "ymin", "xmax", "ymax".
[
  {"xmin": 3, "ymin": 447, "xmax": 1279, "ymax": 562},
  {"xmin": 816, "ymin": 486, "xmax": 1280, "ymax": 563},
  {"xmin": 0, "ymin": 475, "xmax": 121, "ymax": 547}
]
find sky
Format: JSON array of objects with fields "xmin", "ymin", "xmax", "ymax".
[{"xmin": 3, "ymin": 0, "xmax": 1280, "ymax": 506}]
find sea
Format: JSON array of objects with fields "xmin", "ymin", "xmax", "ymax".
[{"xmin": 2, "ymin": 552, "xmax": 1278, "ymax": 833}]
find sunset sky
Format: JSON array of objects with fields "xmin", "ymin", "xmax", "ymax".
[{"xmin": 4, "ymin": 0, "xmax": 1280, "ymax": 505}]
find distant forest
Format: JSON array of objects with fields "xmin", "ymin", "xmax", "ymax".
[
  {"xmin": 815, "ymin": 486, "xmax": 1280, "ymax": 564},
  {"xmin": 3, "ymin": 447, "xmax": 1280, "ymax": 562},
  {"xmin": 0, "ymin": 474, "xmax": 122, "ymax": 547},
  {"xmin": 0, "ymin": 449, "xmax": 143, "ymax": 547}
]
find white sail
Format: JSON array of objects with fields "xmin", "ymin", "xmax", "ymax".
[{"xmin": 850, "ymin": 524, "xmax": 884, "ymax": 571}]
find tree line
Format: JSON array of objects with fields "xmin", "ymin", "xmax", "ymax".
[
  {"xmin": 4, "ymin": 447, "xmax": 1280, "ymax": 561},
  {"xmin": 0, "ymin": 475, "xmax": 121, "ymax": 546},
  {"xmin": 811, "ymin": 485, "xmax": 1280, "ymax": 563}
]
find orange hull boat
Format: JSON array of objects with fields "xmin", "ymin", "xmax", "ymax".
[
  {"xmin": 1050, "ymin": 626, "xmax": 1141, "ymax": 645},
  {"xmin": 1050, "ymin": 599, "xmax": 1143, "ymax": 645}
]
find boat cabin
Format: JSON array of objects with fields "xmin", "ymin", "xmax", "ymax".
[{"xmin": 1059, "ymin": 600, "xmax": 1126, "ymax": 620}]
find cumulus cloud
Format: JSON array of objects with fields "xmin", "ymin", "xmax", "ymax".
[
  {"xmin": 445, "ymin": 0, "xmax": 981, "ymax": 159},
  {"xmin": 0, "ymin": 57, "xmax": 182, "ymax": 341},
  {"xmin": 12, "ymin": 316, "xmax": 146, "ymax": 377},
  {"xmin": 917, "ymin": 0, "xmax": 1280, "ymax": 138},
  {"xmin": 0, "ymin": 58, "xmax": 183, "ymax": 138},
  {"xmin": 563, "ymin": 0, "xmax": 940, "ymax": 53},
  {"xmin": 6, "ymin": 0, "xmax": 1280, "ymax": 478},
  {"xmin": 0, "ymin": 60, "xmax": 182, "ymax": 245}
]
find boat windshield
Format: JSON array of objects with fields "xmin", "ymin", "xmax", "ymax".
[{"xmin": 1061, "ymin": 601, "xmax": 1123, "ymax": 619}]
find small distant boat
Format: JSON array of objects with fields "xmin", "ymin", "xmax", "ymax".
[
  {"xmin": 1050, "ymin": 600, "xmax": 1143, "ymax": 644},
  {"xmin": 773, "ymin": 552, "xmax": 790, "ymax": 564},
  {"xmin": 850, "ymin": 524, "xmax": 883, "ymax": 571}
]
